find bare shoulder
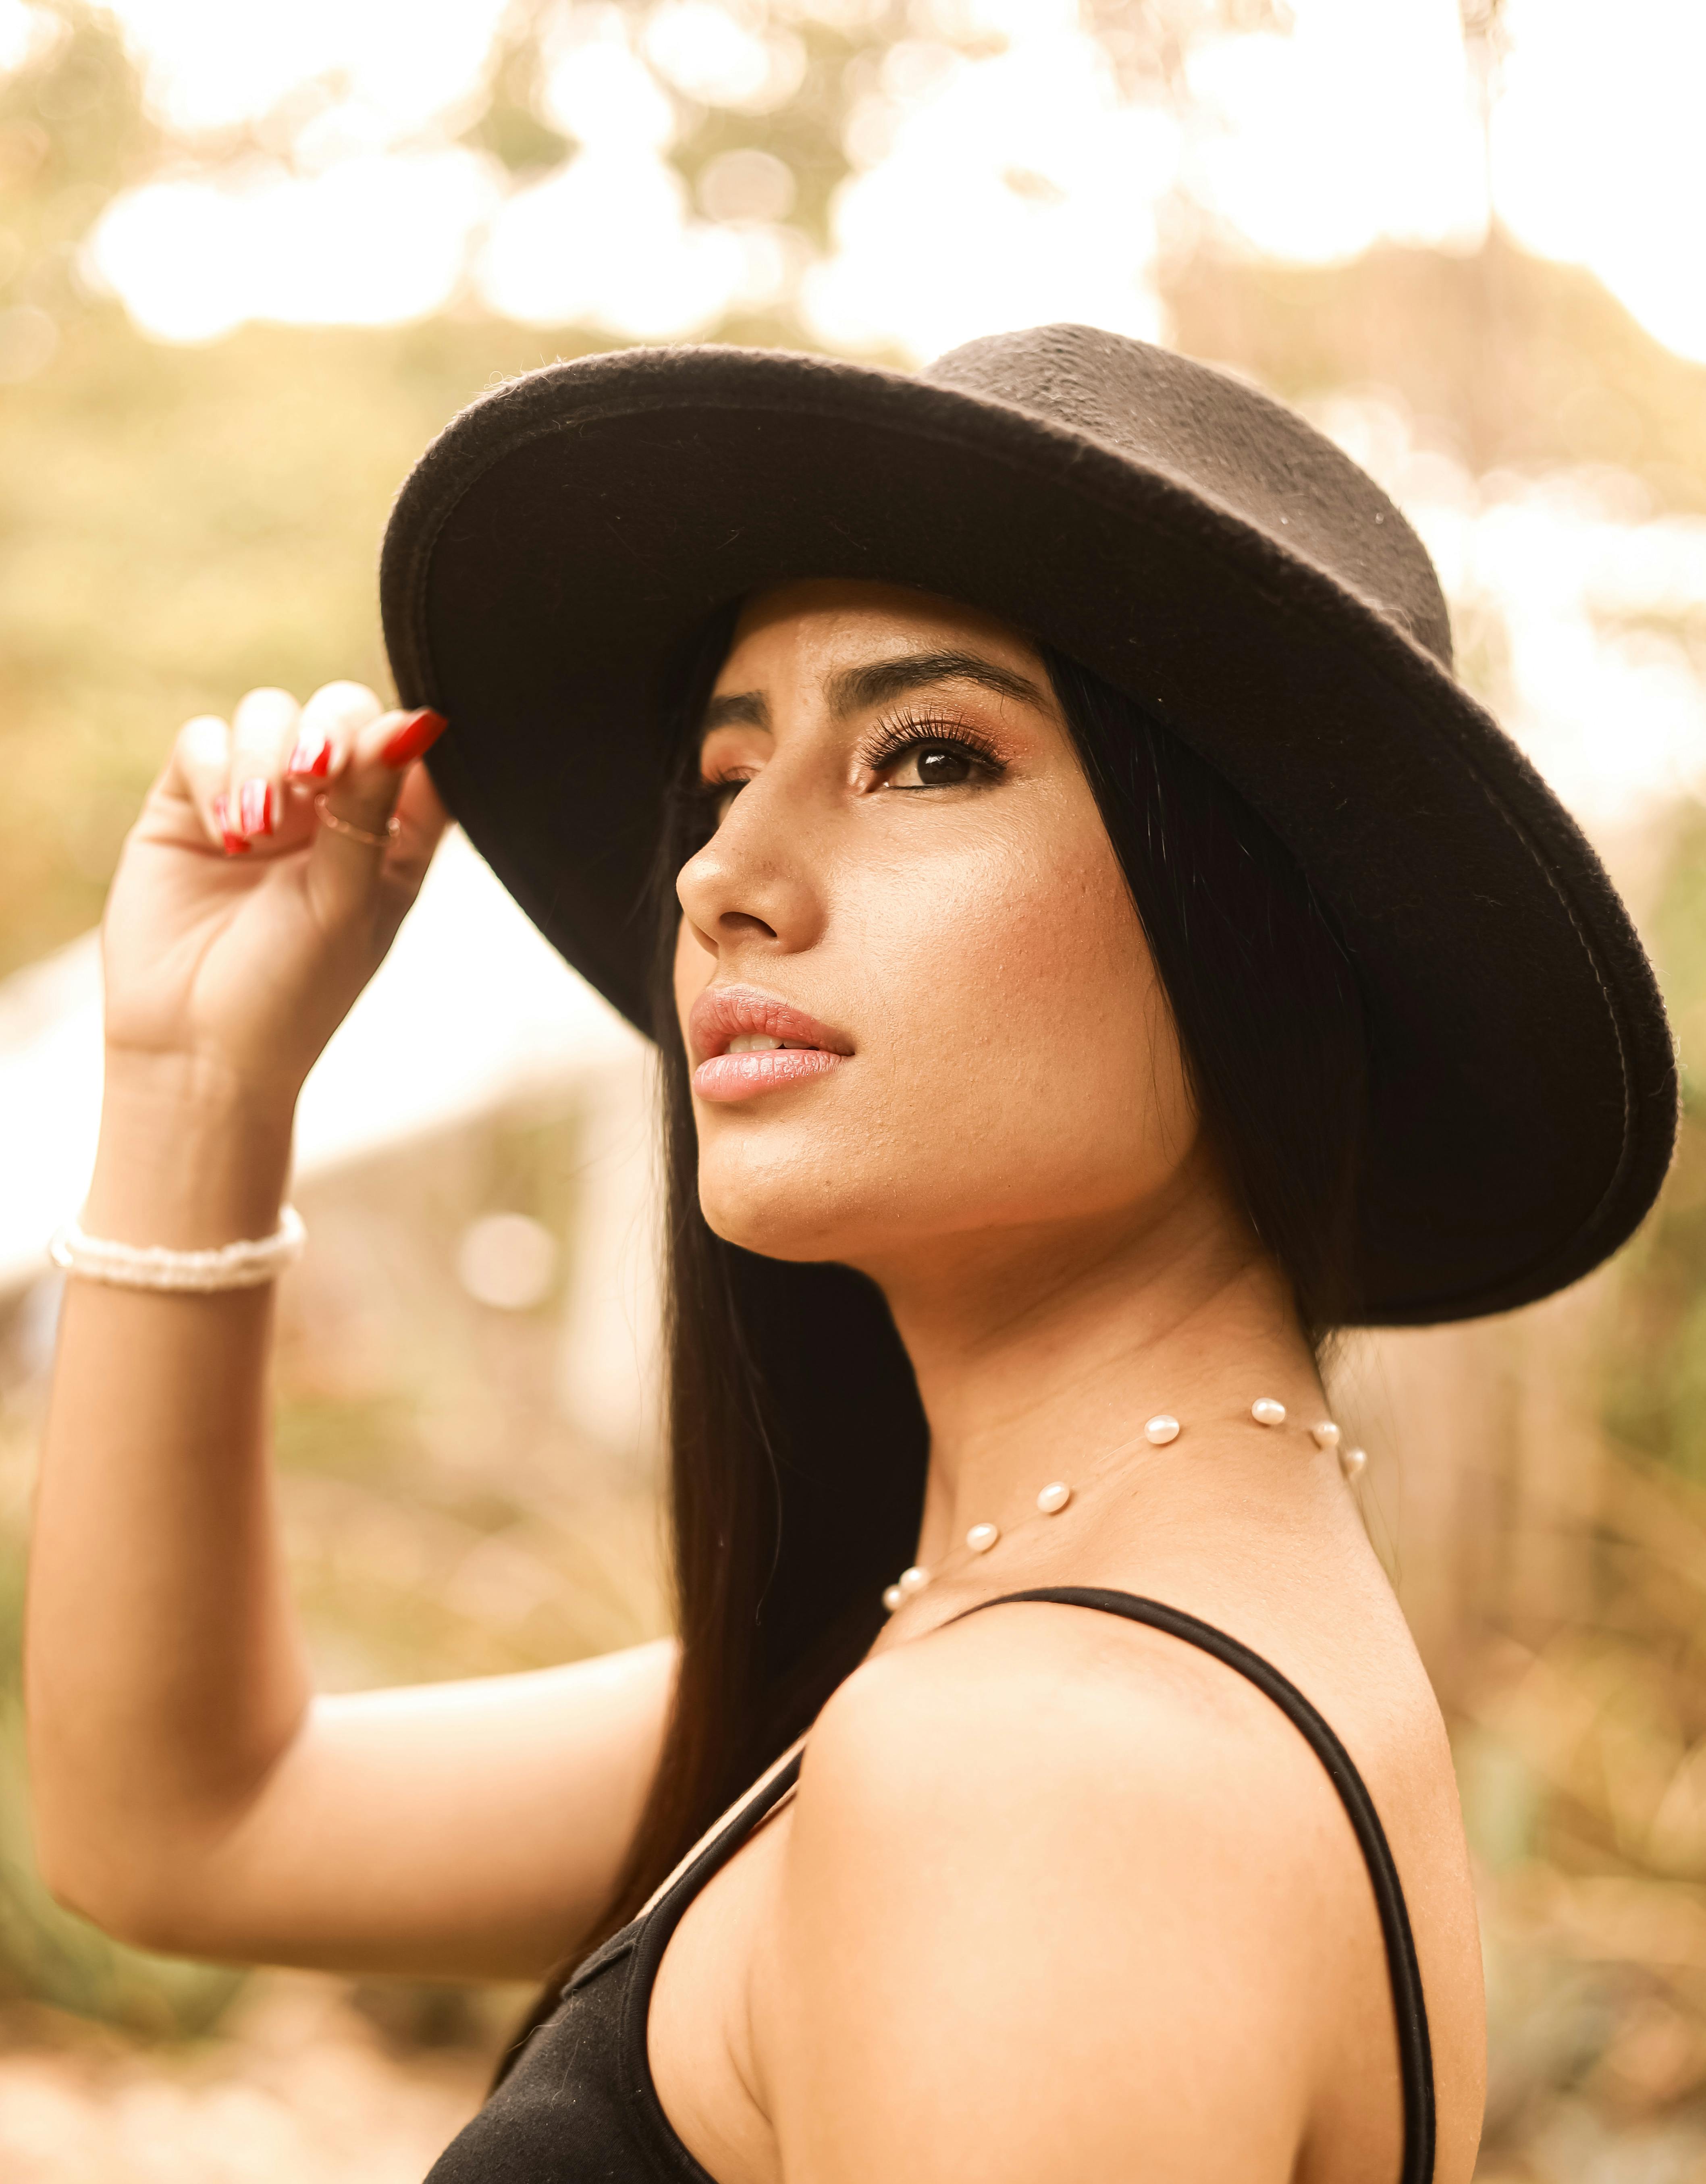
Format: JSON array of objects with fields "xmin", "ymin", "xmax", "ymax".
[
  {"xmin": 798, "ymin": 1593, "xmax": 1360, "ymax": 1867},
  {"xmin": 756, "ymin": 1602, "xmax": 1380, "ymax": 2184}
]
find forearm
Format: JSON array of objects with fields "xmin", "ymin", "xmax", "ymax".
[{"xmin": 26, "ymin": 1052, "xmax": 311, "ymax": 1935}]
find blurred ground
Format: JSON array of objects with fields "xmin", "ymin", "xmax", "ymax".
[{"xmin": 0, "ymin": 1978, "xmax": 500, "ymax": 2184}]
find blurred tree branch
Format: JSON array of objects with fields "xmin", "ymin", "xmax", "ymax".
[
  {"xmin": 1083, "ymin": 0, "xmax": 1293, "ymax": 102},
  {"xmin": 0, "ymin": 0, "xmax": 154, "ymax": 335}
]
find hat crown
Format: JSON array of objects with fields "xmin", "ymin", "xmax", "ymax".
[{"xmin": 926, "ymin": 323, "xmax": 1453, "ymax": 668}]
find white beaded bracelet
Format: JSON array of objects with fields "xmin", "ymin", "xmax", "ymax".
[{"xmin": 49, "ymin": 1207, "xmax": 306, "ymax": 1292}]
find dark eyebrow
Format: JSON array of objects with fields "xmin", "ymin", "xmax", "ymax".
[
  {"xmin": 825, "ymin": 649, "xmax": 1047, "ymax": 718},
  {"xmin": 696, "ymin": 648, "xmax": 1047, "ymax": 747},
  {"xmin": 700, "ymin": 689, "xmax": 770, "ymax": 735}
]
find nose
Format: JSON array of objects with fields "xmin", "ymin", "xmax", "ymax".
[{"xmin": 675, "ymin": 769, "xmax": 827, "ymax": 963}]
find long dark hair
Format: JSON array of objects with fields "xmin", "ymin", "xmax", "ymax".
[{"xmin": 496, "ymin": 608, "xmax": 1367, "ymax": 2077}]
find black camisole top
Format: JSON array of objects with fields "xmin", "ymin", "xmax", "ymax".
[{"xmin": 427, "ymin": 1588, "xmax": 1437, "ymax": 2184}]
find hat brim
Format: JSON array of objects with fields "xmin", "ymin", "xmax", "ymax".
[{"xmin": 380, "ymin": 343, "xmax": 1676, "ymax": 1327}]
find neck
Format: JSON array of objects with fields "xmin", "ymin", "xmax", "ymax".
[{"xmin": 870, "ymin": 1155, "xmax": 1323, "ymax": 1572}]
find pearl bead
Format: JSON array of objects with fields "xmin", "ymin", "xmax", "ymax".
[
  {"xmin": 882, "ymin": 1584, "xmax": 904, "ymax": 1613},
  {"xmin": 898, "ymin": 1565, "xmax": 931, "ymax": 1596},
  {"xmin": 1340, "ymin": 1445, "xmax": 1367, "ymax": 1481},
  {"xmin": 966, "ymin": 1522, "xmax": 999, "ymax": 1554},
  {"xmin": 1144, "ymin": 1414, "xmax": 1180, "ymax": 1445},
  {"xmin": 1310, "ymin": 1420, "xmax": 1340, "ymax": 1449},
  {"xmin": 1037, "ymin": 1480, "xmax": 1071, "ymax": 1514},
  {"xmin": 1251, "ymin": 1397, "xmax": 1286, "ymax": 1427}
]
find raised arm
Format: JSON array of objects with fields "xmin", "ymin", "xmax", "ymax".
[{"xmin": 26, "ymin": 683, "xmax": 673, "ymax": 1979}]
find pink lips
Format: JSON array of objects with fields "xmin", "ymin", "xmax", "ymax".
[{"xmin": 689, "ymin": 984, "xmax": 852, "ymax": 1104}]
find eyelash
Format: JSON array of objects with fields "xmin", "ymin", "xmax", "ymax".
[
  {"xmin": 855, "ymin": 711, "xmax": 1006, "ymax": 783},
  {"xmin": 691, "ymin": 710, "xmax": 1006, "ymax": 832}
]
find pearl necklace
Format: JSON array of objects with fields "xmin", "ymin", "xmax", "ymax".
[{"xmin": 882, "ymin": 1395, "xmax": 1367, "ymax": 1613}]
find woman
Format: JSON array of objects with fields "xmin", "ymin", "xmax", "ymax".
[{"xmin": 27, "ymin": 326, "xmax": 1675, "ymax": 2182}]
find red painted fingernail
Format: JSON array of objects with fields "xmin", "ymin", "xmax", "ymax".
[
  {"xmin": 214, "ymin": 794, "xmax": 250, "ymax": 855},
  {"xmin": 237, "ymin": 779, "xmax": 274, "ymax": 837},
  {"xmin": 380, "ymin": 708, "xmax": 447, "ymax": 769},
  {"xmin": 287, "ymin": 727, "xmax": 332, "ymax": 779}
]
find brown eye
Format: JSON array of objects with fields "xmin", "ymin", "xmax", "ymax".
[
  {"xmin": 914, "ymin": 745, "xmax": 975, "ymax": 786},
  {"xmin": 883, "ymin": 741, "xmax": 985, "ymax": 789},
  {"xmin": 862, "ymin": 718, "xmax": 1004, "ymax": 791}
]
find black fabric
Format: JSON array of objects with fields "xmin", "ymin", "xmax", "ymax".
[
  {"xmin": 425, "ymin": 1588, "xmax": 1434, "ymax": 2184},
  {"xmin": 380, "ymin": 324, "xmax": 1675, "ymax": 1326}
]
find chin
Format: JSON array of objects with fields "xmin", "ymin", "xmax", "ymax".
[{"xmin": 696, "ymin": 1160, "xmax": 866, "ymax": 1265}]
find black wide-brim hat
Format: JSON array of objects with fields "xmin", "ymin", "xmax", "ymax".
[{"xmin": 380, "ymin": 322, "xmax": 1676, "ymax": 1327}]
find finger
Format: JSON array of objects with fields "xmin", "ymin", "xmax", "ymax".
[
  {"xmin": 384, "ymin": 761, "xmax": 452, "ymax": 890},
  {"xmin": 165, "ymin": 714, "xmax": 242, "ymax": 853},
  {"xmin": 308, "ymin": 706, "xmax": 448, "ymax": 902},
  {"xmin": 355, "ymin": 702, "xmax": 448, "ymax": 781},
  {"xmin": 285, "ymin": 681, "xmax": 384, "ymax": 786},
  {"xmin": 228, "ymin": 687, "xmax": 300, "ymax": 845},
  {"xmin": 317, "ymin": 704, "xmax": 447, "ymax": 839}
]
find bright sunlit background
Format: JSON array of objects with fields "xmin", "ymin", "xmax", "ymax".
[
  {"xmin": 44, "ymin": 0, "xmax": 1706, "ymax": 365},
  {"xmin": 3, "ymin": 4, "xmax": 1706, "ymax": 2178}
]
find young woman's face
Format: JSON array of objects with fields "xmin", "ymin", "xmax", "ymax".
[{"xmin": 673, "ymin": 580, "xmax": 1202, "ymax": 1282}]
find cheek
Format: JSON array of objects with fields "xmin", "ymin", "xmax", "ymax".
[{"xmin": 849, "ymin": 818, "xmax": 1193, "ymax": 1215}]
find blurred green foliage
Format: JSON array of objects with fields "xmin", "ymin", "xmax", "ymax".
[
  {"xmin": 0, "ymin": 307, "xmax": 609, "ymax": 974},
  {"xmin": 1605, "ymin": 812, "xmax": 1706, "ymax": 1479},
  {"xmin": 0, "ymin": 0, "xmax": 154, "ymax": 320}
]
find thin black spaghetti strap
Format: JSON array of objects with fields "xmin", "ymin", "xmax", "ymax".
[
  {"xmin": 621, "ymin": 1750, "xmax": 805, "ymax": 2172},
  {"xmin": 640, "ymin": 1752, "xmax": 804, "ymax": 1953},
  {"xmin": 955, "ymin": 1586, "xmax": 1436, "ymax": 2184}
]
